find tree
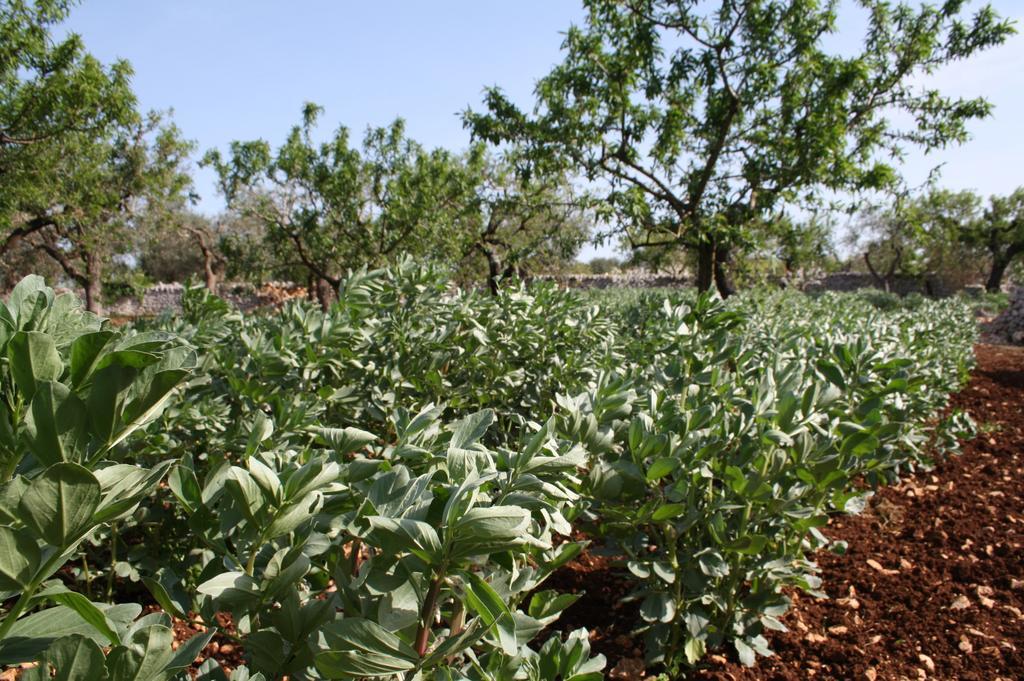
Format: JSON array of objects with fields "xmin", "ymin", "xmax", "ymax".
[
  {"xmin": 1, "ymin": 0, "xmax": 136, "ymax": 254},
  {"xmin": 204, "ymin": 105, "xmax": 474, "ymax": 305},
  {"xmin": 968, "ymin": 188, "xmax": 1024, "ymax": 291},
  {"xmin": 848, "ymin": 189, "xmax": 988, "ymax": 293},
  {"xmin": 851, "ymin": 200, "xmax": 928, "ymax": 292},
  {"xmin": 769, "ymin": 214, "xmax": 837, "ymax": 281},
  {"xmin": 587, "ymin": 256, "xmax": 622, "ymax": 275},
  {"xmin": 449, "ymin": 148, "xmax": 592, "ymax": 293},
  {"xmin": 464, "ymin": 0, "xmax": 1014, "ymax": 296},
  {"xmin": 8, "ymin": 111, "xmax": 194, "ymax": 311},
  {"xmin": 137, "ymin": 208, "xmax": 228, "ymax": 291}
]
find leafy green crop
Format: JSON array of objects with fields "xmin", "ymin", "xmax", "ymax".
[
  {"xmin": 0, "ymin": 276, "xmax": 208, "ymax": 678},
  {"xmin": 0, "ymin": 268, "xmax": 976, "ymax": 679}
]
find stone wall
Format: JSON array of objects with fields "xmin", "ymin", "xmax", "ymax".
[
  {"xmin": 801, "ymin": 272, "xmax": 959, "ymax": 298},
  {"xmin": 106, "ymin": 282, "xmax": 304, "ymax": 317},
  {"xmin": 986, "ymin": 287, "xmax": 1024, "ymax": 345},
  {"xmin": 98, "ymin": 270, "xmax": 982, "ymax": 318},
  {"xmin": 530, "ymin": 272, "xmax": 692, "ymax": 289}
]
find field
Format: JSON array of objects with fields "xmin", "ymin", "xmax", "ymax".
[{"xmin": 1, "ymin": 267, "xmax": 1020, "ymax": 680}]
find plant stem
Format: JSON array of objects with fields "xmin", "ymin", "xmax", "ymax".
[
  {"xmin": 663, "ymin": 522, "xmax": 683, "ymax": 662},
  {"xmin": 81, "ymin": 554, "xmax": 92, "ymax": 600},
  {"xmin": 106, "ymin": 523, "xmax": 117, "ymax": 602},
  {"xmin": 449, "ymin": 598, "xmax": 466, "ymax": 637},
  {"xmin": 415, "ymin": 575, "xmax": 444, "ymax": 657},
  {"xmin": 246, "ymin": 526, "xmax": 271, "ymax": 576},
  {"xmin": 350, "ymin": 538, "xmax": 362, "ymax": 576}
]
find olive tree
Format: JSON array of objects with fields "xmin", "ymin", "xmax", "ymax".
[{"xmin": 464, "ymin": 0, "xmax": 1014, "ymax": 296}]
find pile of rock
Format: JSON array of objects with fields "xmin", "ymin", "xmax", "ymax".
[{"xmin": 987, "ymin": 287, "xmax": 1024, "ymax": 345}]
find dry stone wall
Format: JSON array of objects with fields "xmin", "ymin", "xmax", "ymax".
[
  {"xmin": 106, "ymin": 282, "xmax": 303, "ymax": 317},
  {"xmin": 801, "ymin": 272, "xmax": 959, "ymax": 297},
  {"xmin": 530, "ymin": 272, "xmax": 691, "ymax": 289},
  {"xmin": 987, "ymin": 287, "xmax": 1024, "ymax": 345}
]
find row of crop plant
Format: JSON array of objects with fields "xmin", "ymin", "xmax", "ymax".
[{"xmin": 0, "ymin": 265, "xmax": 975, "ymax": 679}]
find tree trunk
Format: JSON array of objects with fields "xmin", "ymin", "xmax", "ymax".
[
  {"xmin": 84, "ymin": 254, "xmax": 103, "ymax": 315},
  {"xmin": 203, "ymin": 254, "xmax": 219, "ymax": 294},
  {"xmin": 986, "ymin": 255, "xmax": 1010, "ymax": 292},
  {"xmin": 863, "ymin": 251, "xmax": 893, "ymax": 292},
  {"xmin": 185, "ymin": 226, "xmax": 223, "ymax": 295},
  {"xmin": 696, "ymin": 242, "xmax": 714, "ymax": 292},
  {"xmin": 480, "ymin": 244, "xmax": 502, "ymax": 296},
  {"xmin": 713, "ymin": 244, "xmax": 737, "ymax": 298},
  {"xmin": 315, "ymin": 278, "xmax": 333, "ymax": 310}
]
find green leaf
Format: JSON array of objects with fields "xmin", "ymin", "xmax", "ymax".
[
  {"xmin": 366, "ymin": 517, "xmax": 443, "ymax": 566},
  {"xmin": 0, "ymin": 476, "xmax": 30, "ymax": 524},
  {"xmin": 0, "ymin": 604, "xmax": 140, "ymax": 665},
  {"xmin": 639, "ymin": 592, "xmax": 676, "ymax": 623},
  {"xmin": 142, "ymin": 578, "xmax": 188, "ymax": 620},
  {"xmin": 92, "ymin": 463, "xmax": 172, "ymax": 525},
  {"xmin": 0, "ymin": 525, "xmax": 40, "ymax": 591},
  {"xmin": 261, "ymin": 548, "xmax": 311, "ymax": 601},
  {"xmin": 462, "ymin": 572, "xmax": 518, "ymax": 655},
  {"xmin": 317, "ymin": 618, "xmax": 418, "ymax": 677},
  {"xmin": 450, "ymin": 506, "xmax": 534, "ymax": 558},
  {"xmin": 734, "ymin": 637, "xmax": 756, "ymax": 667},
  {"xmin": 41, "ymin": 590, "xmax": 121, "ymax": 646},
  {"xmin": 697, "ymin": 549, "xmax": 729, "ymax": 578},
  {"xmin": 110, "ymin": 368, "xmax": 189, "ymax": 448},
  {"xmin": 68, "ymin": 331, "xmax": 115, "ymax": 387},
  {"xmin": 841, "ymin": 431, "xmax": 879, "ymax": 457},
  {"xmin": 85, "ymin": 364, "xmax": 136, "ymax": 444},
  {"xmin": 19, "ymin": 463, "xmax": 101, "ymax": 547},
  {"xmin": 26, "ymin": 381, "xmax": 87, "ymax": 466},
  {"xmin": 105, "ymin": 623, "xmax": 175, "ymax": 680},
  {"xmin": 684, "ymin": 636, "xmax": 706, "ymax": 665},
  {"xmin": 816, "ymin": 361, "xmax": 846, "ymax": 390},
  {"xmin": 246, "ymin": 412, "xmax": 275, "ymax": 456},
  {"xmin": 8, "ymin": 331, "xmax": 63, "ymax": 400},
  {"xmin": 312, "ymin": 425, "xmax": 377, "ymax": 455},
  {"xmin": 166, "ymin": 629, "xmax": 216, "ymax": 673},
  {"xmin": 449, "ymin": 409, "xmax": 495, "ymax": 449},
  {"xmin": 21, "ymin": 635, "xmax": 106, "ymax": 681},
  {"xmin": 266, "ymin": 492, "xmax": 322, "ymax": 538},
  {"xmin": 645, "ymin": 457, "xmax": 678, "ymax": 481},
  {"xmin": 527, "ymin": 591, "xmax": 581, "ymax": 622},
  {"xmin": 196, "ymin": 571, "xmax": 260, "ymax": 607},
  {"xmin": 651, "ymin": 502, "xmax": 686, "ymax": 521},
  {"xmin": 726, "ymin": 534, "xmax": 769, "ymax": 555},
  {"xmin": 6, "ymin": 276, "xmax": 51, "ymax": 329}
]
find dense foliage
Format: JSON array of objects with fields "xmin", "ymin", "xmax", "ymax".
[
  {"xmin": 0, "ymin": 264, "xmax": 978, "ymax": 678},
  {"xmin": 465, "ymin": 0, "xmax": 1014, "ymax": 295}
]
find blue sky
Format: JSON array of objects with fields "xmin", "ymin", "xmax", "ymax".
[{"xmin": 60, "ymin": 1, "xmax": 1024, "ymax": 261}]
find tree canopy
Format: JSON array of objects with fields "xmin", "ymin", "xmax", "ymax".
[
  {"xmin": 1, "ymin": 0, "xmax": 136, "ymax": 249},
  {"xmin": 205, "ymin": 107, "xmax": 592, "ymax": 298},
  {"xmin": 203, "ymin": 106, "xmax": 475, "ymax": 298},
  {"xmin": 464, "ymin": 0, "xmax": 1014, "ymax": 295}
]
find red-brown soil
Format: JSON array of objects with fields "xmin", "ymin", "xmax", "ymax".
[{"xmin": 547, "ymin": 343, "xmax": 1024, "ymax": 680}]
